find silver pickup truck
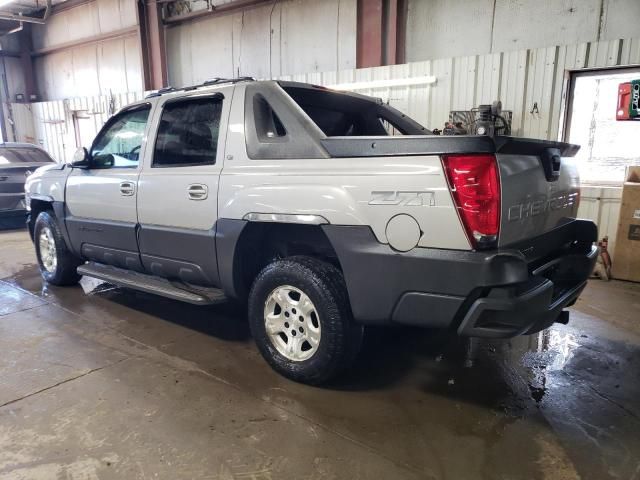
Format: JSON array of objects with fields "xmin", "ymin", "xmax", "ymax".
[{"xmin": 25, "ymin": 78, "xmax": 598, "ymax": 384}]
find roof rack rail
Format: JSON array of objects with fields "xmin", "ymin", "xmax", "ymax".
[{"xmin": 145, "ymin": 77, "xmax": 256, "ymax": 99}]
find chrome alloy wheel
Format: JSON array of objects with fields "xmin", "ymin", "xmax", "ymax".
[
  {"xmin": 264, "ymin": 285, "xmax": 321, "ymax": 362},
  {"xmin": 38, "ymin": 226, "xmax": 57, "ymax": 273}
]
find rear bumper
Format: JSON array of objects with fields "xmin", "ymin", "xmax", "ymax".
[
  {"xmin": 455, "ymin": 245, "xmax": 596, "ymax": 337},
  {"xmin": 322, "ymin": 220, "xmax": 598, "ymax": 338}
]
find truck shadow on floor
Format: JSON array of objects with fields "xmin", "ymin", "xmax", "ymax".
[{"xmin": 73, "ymin": 281, "xmax": 543, "ymax": 409}]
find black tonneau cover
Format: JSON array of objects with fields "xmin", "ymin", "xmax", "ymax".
[{"xmin": 320, "ymin": 135, "xmax": 580, "ymax": 158}]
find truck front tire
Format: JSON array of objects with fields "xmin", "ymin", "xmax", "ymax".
[
  {"xmin": 248, "ymin": 256, "xmax": 363, "ymax": 385},
  {"xmin": 34, "ymin": 211, "xmax": 82, "ymax": 286}
]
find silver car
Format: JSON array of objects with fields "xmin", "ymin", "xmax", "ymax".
[{"xmin": 0, "ymin": 142, "xmax": 55, "ymax": 220}]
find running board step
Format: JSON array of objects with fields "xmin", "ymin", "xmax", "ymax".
[{"xmin": 77, "ymin": 262, "xmax": 226, "ymax": 305}]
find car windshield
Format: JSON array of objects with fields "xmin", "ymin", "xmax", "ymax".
[{"xmin": 0, "ymin": 148, "xmax": 54, "ymax": 164}]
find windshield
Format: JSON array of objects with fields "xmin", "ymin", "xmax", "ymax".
[{"xmin": 91, "ymin": 106, "xmax": 150, "ymax": 167}]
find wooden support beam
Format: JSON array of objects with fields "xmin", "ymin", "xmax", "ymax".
[
  {"xmin": 357, "ymin": 0, "xmax": 406, "ymax": 68},
  {"xmin": 357, "ymin": 0, "xmax": 383, "ymax": 68},
  {"xmin": 139, "ymin": 0, "xmax": 168, "ymax": 91}
]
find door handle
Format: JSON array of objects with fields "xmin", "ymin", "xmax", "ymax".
[
  {"xmin": 120, "ymin": 181, "xmax": 136, "ymax": 196},
  {"xmin": 187, "ymin": 184, "xmax": 208, "ymax": 201}
]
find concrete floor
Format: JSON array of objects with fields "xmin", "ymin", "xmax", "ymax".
[{"xmin": 0, "ymin": 228, "xmax": 639, "ymax": 480}]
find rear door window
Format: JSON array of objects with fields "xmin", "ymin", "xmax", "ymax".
[{"xmin": 153, "ymin": 96, "xmax": 223, "ymax": 167}]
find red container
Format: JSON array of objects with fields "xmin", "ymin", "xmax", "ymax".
[{"xmin": 617, "ymin": 82, "xmax": 631, "ymax": 120}]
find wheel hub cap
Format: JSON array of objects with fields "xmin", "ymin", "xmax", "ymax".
[
  {"xmin": 264, "ymin": 285, "xmax": 321, "ymax": 362},
  {"xmin": 38, "ymin": 227, "xmax": 57, "ymax": 273}
]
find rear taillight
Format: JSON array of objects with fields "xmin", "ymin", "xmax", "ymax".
[{"xmin": 442, "ymin": 154, "xmax": 501, "ymax": 249}]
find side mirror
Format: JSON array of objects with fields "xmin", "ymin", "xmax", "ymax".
[
  {"xmin": 91, "ymin": 153, "xmax": 115, "ymax": 169},
  {"xmin": 70, "ymin": 147, "xmax": 91, "ymax": 168}
]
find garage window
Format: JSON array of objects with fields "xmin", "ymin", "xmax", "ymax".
[{"xmin": 153, "ymin": 96, "xmax": 222, "ymax": 168}]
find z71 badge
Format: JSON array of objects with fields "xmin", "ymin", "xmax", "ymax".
[{"xmin": 369, "ymin": 191, "xmax": 436, "ymax": 206}]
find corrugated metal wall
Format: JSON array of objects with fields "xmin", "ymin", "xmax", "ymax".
[
  {"xmin": 166, "ymin": 0, "xmax": 357, "ymax": 86},
  {"xmin": 279, "ymin": 36, "xmax": 640, "ymax": 139},
  {"xmin": 30, "ymin": 0, "xmax": 143, "ymax": 100},
  {"xmin": 405, "ymin": 0, "xmax": 640, "ymax": 62}
]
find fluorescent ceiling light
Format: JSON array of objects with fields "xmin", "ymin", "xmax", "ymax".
[{"xmin": 326, "ymin": 76, "xmax": 437, "ymax": 91}]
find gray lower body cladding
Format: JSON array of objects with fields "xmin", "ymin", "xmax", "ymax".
[
  {"xmin": 55, "ymin": 210, "xmax": 221, "ymax": 286},
  {"xmin": 321, "ymin": 220, "xmax": 598, "ymax": 338},
  {"xmin": 138, "ymin": 225, "xmax": 219, "ymax": 286},
  {"xmin": 65, "ymin": 216, "xmax": 143, "ymax": 271}
]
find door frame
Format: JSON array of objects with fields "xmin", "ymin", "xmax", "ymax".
[{"xmin": 558, "ymin": 64, "xmax": 640, "ymax": 143}]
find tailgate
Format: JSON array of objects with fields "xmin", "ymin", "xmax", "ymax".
[{"xmin": 495, "ymin": 137, "xmax": 581, "ymax": 247}]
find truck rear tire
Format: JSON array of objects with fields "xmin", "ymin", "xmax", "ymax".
[
  {"xmin": 34, "ymin": 211, "xmax": 82, "ymax": 286},
  {"xmin": 248, "ymin": 256, "xmax": 363, "ymax": 385}
]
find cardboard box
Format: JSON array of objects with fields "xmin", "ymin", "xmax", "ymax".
[{"xmin": 612, "ymin": 166, "xmax": 640, "ymax": 282}]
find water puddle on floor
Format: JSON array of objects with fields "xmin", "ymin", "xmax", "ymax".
[
  {"xmin": 79, "ymin": 276, "xmax": 118, "ymax": 295},
  {"xmin": 520, "ymin": 329, "xmax": 582, "ymax": 403}
]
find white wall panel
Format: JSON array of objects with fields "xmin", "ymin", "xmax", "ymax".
[
  {"xmin": 406, "ymin": 0, "xmax": 494, "ymax": 61},
  {"xmin": 34, "ymin": 35, "xmax": 142, "ymax": 100},
  {"xmin": 32, "ymin": 0, "xmax": 138, "ymax": 50},
  {"xmin": 233, "ymin": 5, "xmax": 272, "ymax": 79},
  {"xmin": 599, "ymin": 0, "xmax": 640, "ymax": 41},
  {"xmin": 619, "ymin": 37, "xmax": 640, "ymax": 65},
  {"xmin": 451, "ymin": 56, "xmax": 476, "ymax": 110},
  {"xmin": 492, "ymin": 0, "xmax": 601, "ymax": 53},
  {"xmin": 29, "ymin": 0, "xmax": 141, "ymax": 101},
  {"xmin": 499, "ymin": 49, "xmax": 528, "ymax": 136},
  {"xmin": 10, "ymin": 104, "xmax": 38, "ymax": 145},
  {"xmin": 166, "ymin": 0, "xmax": 356, "ymax": 87},
  {"xmin": 522, "ymin": 46, "xmax": 556, "ymax": 140},
  {"xmin": 475, "ymin": 53, "xmax": 501, "ymax": 105},
  {"xmin": 407, "ymin": 0, "xmax": 640, "ymax": 62},
  {"xmin": 278, "ymin": 0, "xmax": 356, "ymax": 75}
]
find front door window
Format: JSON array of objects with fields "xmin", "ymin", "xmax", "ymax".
[{"xmin": 90, "ymin": 106, "xmax": 151, "ymax": 168}]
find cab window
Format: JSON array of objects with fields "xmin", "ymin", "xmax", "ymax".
[
  {"xmin": 153, "ymin": 96, "xmax": 222, "ymax": 167},
  {"xmin": 90, "ymin": 106, "xmax": 151, "ymax": 168}
]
